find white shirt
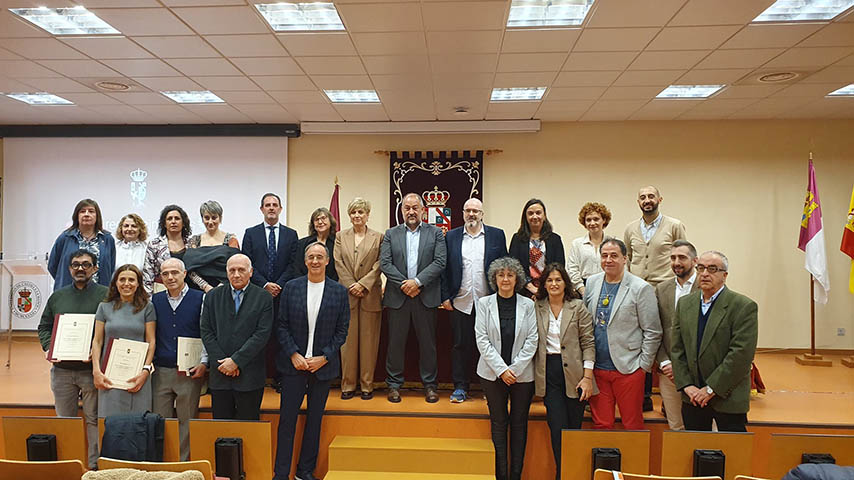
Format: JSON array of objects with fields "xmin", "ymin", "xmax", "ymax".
[
  {"xmin": 453, "ymin": 227, "xmax": 487, "ymax": 315},
  {"xmin": 640, "ymin": 213, "xmax": 663, "ymax": 243},
  {"xmin": 116, "ymin": 240, "xmax": 146, "ymax": 270},
  {"xmin": 674, "ymin": 271, "xmax": 697, "ymax": 309},
  {"xmin": 167, "ymin": 283, "xmax": 208, "ymax": 365},
  {"xmin": 305, "ymin": 279, "xmax": 325, "ymax": 357},
  {"xmin": 567, "ymin": 234, "xmax": 603, "ymax": 291},
  {"xmin": 546, "ymin": 307, "xmax": 562, "ymax": 354}
]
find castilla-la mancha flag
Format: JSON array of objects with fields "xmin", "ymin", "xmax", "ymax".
[
  {"xmin": 841, "ymin": 185, "xmax": 854, "ymax": 294},
  {"xmin": 798, "ymin": 159, "xmax": 830, "ymax": 303}
]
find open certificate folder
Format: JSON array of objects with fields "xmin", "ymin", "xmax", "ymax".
[
  {"xmin": 177, "ymin": 337, "xmax": 203, "ymax": 374},
  {"xmin": 47, "ymin": 314, "xmax": 95, "ymax": 361},
  {"xmin": 101, "ymin": 338, "xmax": 148, "ymax": 390}
]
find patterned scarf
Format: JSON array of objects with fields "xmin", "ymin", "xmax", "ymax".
[{"xmin": 529, "ymin": 239, "xmax": 545, "ymax": 287}]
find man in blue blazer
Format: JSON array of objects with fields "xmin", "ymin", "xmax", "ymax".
[
  {"xmin": 274, "ymin": 241, "xmax": 349, "ymax": 480},
  {"xmin": 441, "ymin": 198, "xmax": 507, "ymax": 403},
  {"xmin": 242, "ymin": 192, "xmax": 299, "ymax": 388}
]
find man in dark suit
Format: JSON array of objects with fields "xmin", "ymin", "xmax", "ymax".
[
  {"xmin": 200, "ymin": 253, "xmax": 273, "ymax": 420},
  {"xmin": 274, "ymin": 241, "xmax": 349, "ymax": 480},
  {"xmin": 381, "ymin": 192, "xmax": 447, "ymax": 403},
  {"xmin": 671, "ymin": 250, "xmax": 758, "ymax": 432},
  {"xmin": 242, "ymin": 192, "xmax": 299, "ymax": 390},
  {"xmin": 441, "ymin": 197, "xmax": 507, "ymax": 403},
  {"xmin": 654, "ymin": 239, "xmax": 699, "ymax": 431}
]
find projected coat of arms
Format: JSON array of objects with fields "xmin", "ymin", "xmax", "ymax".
[{"xmin": 388, "ymin": 151, "xmax": 485, "ymax": 233}]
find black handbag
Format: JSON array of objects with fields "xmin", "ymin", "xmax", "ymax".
[{"xmin": 215, "ymin": 437, "xmax": 245, "ymax": 480}]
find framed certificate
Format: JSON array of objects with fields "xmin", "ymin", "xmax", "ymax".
[
  {"xmin": 101, "ymin": 338, "xmax": 149, "ymax": 390},
  {"xmin": 47, "ymin": 314, "xmax": 96, "ymax": 362},
  {"xmin": 177, "ymin": 337, "xmax": 203, "ymax": 374}
]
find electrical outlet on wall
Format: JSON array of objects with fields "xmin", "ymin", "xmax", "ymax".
[{"xmin": 838, "ymin": 328, "xmax": 846, "ymax": 336}]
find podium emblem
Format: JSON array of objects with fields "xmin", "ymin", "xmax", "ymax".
[{"xmin": 12, "ymin": 281, "xmax": 42, "ymax": 320}]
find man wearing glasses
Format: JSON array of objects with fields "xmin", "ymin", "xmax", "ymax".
[
  {"xmin": 670, "ymin": 250, "xmax": 758, "ymax": 432},
  {"xmin": 38, "ymin": 249, "xmax": 108, "ymax": 469}
]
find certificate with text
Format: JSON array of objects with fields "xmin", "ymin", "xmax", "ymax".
[
  {"xmin": 177, "ymin": 337, "xmax": 203, "ymax": 373},
  {"xmin": 48, "ymin": 314, "xmax": 96, "ymax": 362},
  {"xmin": 102, "ymin": 338, "xmax": 148, "ymax": 390}
]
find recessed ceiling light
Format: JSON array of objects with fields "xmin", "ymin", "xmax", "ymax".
[
  {"xmin": 95, "ymin": 80, "xmax": 132, "ymax": 92},
  {"xmin": 8, "ymin": 6, "xmax": 120, "ymax": 35},
  {"xmin": 6, "ymin": 92, "xmax": 74, "ymax": 105},
  {"xmin": 324, "ymin": 90, "xmax": 380, "ymax": 103},
  {"xmin": 507, "ymin": 0, "xmax": 595, "ymax": 28},
  {"xmin": 656, "ymin": 85, "xmax": 725, "ymax": 99},
  {"xmin": 827, "ymin": 84, "xmax": 854, "ymax": 96},
  {"xmin": 752, "ymin": 0, "xmax": 854, "ymax": 22},
  {"xmin": 161, "ymin": 91, "xmax": 224, "ymax": 104},
  {"xmin": 254, "ymin": 3, "xmax": 345, "ymax": 31},
  {"xmin": 490, "ymin": 87, "xmax": 547, "ymax": 102},
  {"xmin": 758, "ymin": 72, "xmax": 799, "ymax": 83}
]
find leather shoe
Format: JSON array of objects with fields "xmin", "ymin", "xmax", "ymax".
[
  {"xmin": 341, "ymin": 390, "xmax": 355, "ymax": 400},
  {"xmin": 361, "ymin": 390, "xmax": 373, "ymax": 400},
  {"xmin": 295, "ymin": 473, "xmax": 319, "ymax": 480},
  {"xmin": 425, "ymin": 386, "xmax": 439, "ymax": 403},
  {"xmin": 642, "ymin": 397, "xmax": 653, "ymax": 412},
  {"xmin": 387, "ymin": 388, "xmax": 401, "ymax": 403}
]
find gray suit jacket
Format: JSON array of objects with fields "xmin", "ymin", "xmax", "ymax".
[
  {"xmin": 475, "ymin": 293, "xmax": 538, "ymax": 383},
  {"xmin": 380, "ymin": 222, "xmax": 447, "ymax": 309},
  {"xmin": 654, "ymin": 277, "xmax": 699, "ymax": 366},
  {"xmin": 584, "ymin": 271, "xmax": 662, "ymax": 374}
]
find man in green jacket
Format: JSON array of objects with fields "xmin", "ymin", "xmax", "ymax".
[{"xmin": 671, "ymin": 250, "xmax": 758, "ymax": 432}]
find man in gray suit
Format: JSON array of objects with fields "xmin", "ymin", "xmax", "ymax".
[
  {"xmin": 583, "ymin": 238, "xmax": 661, "ymax": 430},
  {"xmin": 654, "ymin": 239, "xmax": 699, "ymax": 431},
  {"xmin": 381, "ymin": 192, "xmax": 447, "ymax": 403}
]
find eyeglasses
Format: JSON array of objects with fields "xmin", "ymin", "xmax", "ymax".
[
  {"xmin": 696, "ymin": 264, "xmax": 726, "ymax": 274},
  {"xmin": 70, "ymin": 262, "xmax": 94, "ymax": 270}
]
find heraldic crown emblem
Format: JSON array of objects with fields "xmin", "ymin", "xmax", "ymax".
[{"xmin": 130, "ymin": 168, "xmax": 148, "ymax": 182}]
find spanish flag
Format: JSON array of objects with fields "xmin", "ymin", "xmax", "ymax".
[{"xmin": 842, "ymin": 185, "xmax": 854, "ymax": 294}]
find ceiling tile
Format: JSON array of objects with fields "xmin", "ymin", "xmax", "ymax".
[
  {"xmin": 629, "ymin": 98, "xmax": 702, "ymax": 120},
  {"xmin": 601, "ymin": 85, "xmax": 663, "ymax": 99},
  {"xmin": 0, "ymin": 77, "xmax": 40, "ymax": 91},
  {"xmin": 580, "ymin": 99, "xmax": 647, "ymax": 120},
  {"xmin": 776, "ymin": 97, "xmax": 852, "ymax": 118},
  {"xmin": 501, "ymin": 29, "xmax": 580, "ymax": 53},
  {"xmin": 800, "ymin": 65, "xmax": 854, "ymax": 83},
  {"xmin": 546, "ymin": 86, "xmax": 607, "ymax": 100},
  {"xmin": 721, "ymin": 24, "xmax": 824, "ymax": 49},
  {"xmin": 251, "ymin": 75, "xmax": 314, "ymax": 90},
  {"xmin": 337, "ymin": 3, "xmax": 423, "ymax": 32},
  {"xmin": 421, "ymin": 2, "xmax": 507, "ymax": 31},
  {"xmin": 166, "ymin": 58, "xmax": 243, "ymax": 76},
  {"xmin": 132, "ymin": 36, "xmax": 221, "ymax": 58},
  {"xmin": 351, "ymin": 32, "xmax": 427, "ymax": 55},
  {"xmin": 133, "ymin": 105, "xmax": 207, "ymax": 123},
  {"xmin": 677, "ymin": 68, "xmax": 752, "ymax": 84},
  {"xmin": 0, "ymin": 10, "xmax": 50, "ymax": 38},
  {"xmin": 214, "ymin": 90, "xmax": 273, "ymax": 103},
  {"xmin": 232, "ymin": 57, "xmax": 302, "ymax": 75},
  {"xmin": 433, "ymin": 72, "xmax": 494, "ymax": 89},
  {"xmin": 613, "ymin": 69, "xmax": 684, "ymax": 86},
  {"xmin": 536, "ymin": 110, "xmax": 586, "ymax": 121},
  {"xmin": 59, "ymin": 37, "xmax": 153, "ymax": 59},
  {"xmin": 497, "ymin": 53, "xmax": 565, "ymax": 72},
  {"xmin": 371, "ymin": 74, "xmax": 433, "ymax": 90},
  {"xmin": 0, "ymin": 47, "xmax": 21, "ymax": 60},
  {"xmin": 728, "ymin": 96, "xmax": 813, "ymax": 118},
  {"xmin": 171, "ymin": 6, "xmax": 269, "ymax": 35},
  {"xmin": 380, "ymin": 91, "xmax": 436, "ymax": 121},
  {"xmin": 486, "ymin": 101, "xmax": 539, "ymax": 120},
  {"xmin": 798, "ymin": 23, "xmax": 854, "ymax": 47},
  {"xmin": 161, "ymin": 0, "xmax": 248, "ymax": 5},
  {"xmin": 836, "ymin": 53, "xmax": 854, "ymax": 65},
  {"xmin": 629, "ymin": 50, "xmax": 709, "ymax": 70},
  {"xmin": 677, "ymin": 98, "xmax": 758, "ymax": 119},
  {"xmin": 281, "ymin": 103, "xmax": 342, "ymax": 121},
  {"xmin": 552, "ymin": 70, "xmax": 621, "ymax": 87},
  {"xmin": 90, "ymin": 8, "xmax": 194, "ymax": 36},
  {"xmin": 574, "ymin": 27, "xmax": 660, "ymax": 52},
  {"xmin": 713, "ymin": 84, "xmax": 786, "ymax": 99},
  {"xmin": 16, "ymin": 77, "xmax": 94, "ymax": 93},
  {"xmin": 181, "ymin": 104, "xmax": 252, "ymax": 122},
  {"xmin": 0, "ymin": 38, "xmax": 87, "ymax": 60},
  {"xmin": 205, "ymin": 34, "xmax": 289, "ymax": 57},
  {"xmin": 771, "ymin": 82, "xmax": 850, "ymax": 97},
  {"xmin": 102, "ymin": 59, "xmax": 182, "ymax": 77},
  {"xmin": 647, "ymin": 26, "xmax": 741, "ymax": 50},
  {"xmin": 763, "ymin": 47, "xmax": 854, "ymax": 68},
  {"xmin": 427, "ymin": 31, "xmax": 502, "ymax": 54},
  {"xmin": 587, "ymin": 0, "xmax": 687, "ymax": 27},
  {"xmin": 57, "ymin": 93, "xmax": 124, "ymax": 105},
  {"xmin": 537, "ymin": 99, "xmax": 594, "ymax": 112},
  {"xmin": 668, "ymin": 0, "xmax": 775, "ymax": 26},
  {"xmin": 84, "ymin": 104, "xmax": 157, "ymax": 122},
  {"xmin": 363, "ymin": 55, "xmax": 430, "ymax": 74},
  {"xmin": 197, "ymin": 75, "xmax": 262, "ymax": 90},
  {"xmin": 563, "ymin": 52, "xmax": 637, "ymax": 71},
  {"xmin": 431, "ymin": 54, "xmax": 497, "ymax": 73},
  {"xmin": 269, "ymin": 90, "xmax": 326, "ymax": 104},
  {"xmin": 436, "ymin": 89, "xmax": 489, "ymax": 119},
  {"xmin": 695, "ymin": 49, "xmax": 785, "ymax": 69},
  {"xmin": 310, "ymin": 75, "xmax": 374, "ymax": 90},
  {"xmin": 493, "ymin": 72, "xmax": 556, "ymax": 87},
  {"xmin": 133, "ymin": 76, "xmax": 203, "ymax": 91},
  {"xmin": 107, "ymin": 92, "xmax": 174, "ymax": 105},
  {"xmin": 294, "ymin": 56, "xmax": 364, "ymax": 75},
  {"xmin": 232, "ymin": 104, "xmax": 297, "ymax": 123},
  {"xmin": 36, "ymin": 60, "xmax": 119, "ymax": 77},
  {"xmin": 333, "ymin": 104, "xmax": 390, "ymax": 121},
  {"xmin": 276, "ymin": 33, "xmax": 356, "ymax": 56}
]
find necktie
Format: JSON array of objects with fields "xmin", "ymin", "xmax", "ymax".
[
  {"xmin": 234, "ymin": 289, "xmax": 243, "ymax": 313},
  {"xmin": 267, "ymin": 226, "xmax": 277, "ymax": 278}
]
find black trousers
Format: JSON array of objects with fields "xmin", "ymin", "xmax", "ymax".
[
  {"xmin": 681, "ymin": 402, "xmax": 748, "ymax": 432},
  {"xmin": 210, "ymin": 388, "xmax": 264, "ymax": 420},
  {"xmin": 543, "ymin": 355, "xmax": 585, "ymax": 478},
  {"xmin": 386, "ymin": 297, "xmax": 437, "ymax": 388},
  {"xmin": 450, "ymin": 308, "xmax": 476, "ymax": 391},
  {"xmin": 481, "ymin": 376, "xmax": 535, "ymax": 480},
  {"xmin": 274, "ymin": 373, "xmax": 331, "ymax": 480}
]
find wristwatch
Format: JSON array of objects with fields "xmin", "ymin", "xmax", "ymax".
[
  {"xmin": 706, "ymin": 386, "xmax": 714, "ymax": 395},
  {"xmin": 143, "ymin": 364, "xmax": 155, "ymax": 374}
]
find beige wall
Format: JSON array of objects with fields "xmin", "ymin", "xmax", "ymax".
[{"xmin": 288, "ymin": 120, "xmax": 854, "ymax": 350}]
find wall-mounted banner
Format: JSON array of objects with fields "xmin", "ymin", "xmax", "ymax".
[{"xmin": 388, "ymin": 151, "xmax": 485, "ymax": 233}]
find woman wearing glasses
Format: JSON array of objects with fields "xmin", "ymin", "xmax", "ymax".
[
  {"xmin": 296, "ymin": 207, "xmax": 339, "ymax": 281},
  {"xmin": 48, "ymin": 198, "xmax": 116, "ymax": 291}
]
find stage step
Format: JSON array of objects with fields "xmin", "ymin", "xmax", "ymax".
[
  {"xmin": 328, "ymin": 436, "xmax": 494, "ymax": 475},
  {"xmin": 326, "ymin": 472, "xmax": 495, "ymax": 480}
]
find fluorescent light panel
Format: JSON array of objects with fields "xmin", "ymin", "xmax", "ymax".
[
  {"xmin": 254, "ymin": 3, "xmax": 345, "ymax": 31},
  {"xmin": 753, "ymin": 0, "xmax": 854, "ymax": 22},
  {"xmin": 507, "ymin": 0, "xmax": 595, "ymax": 27},
  {"xmin": 491, "ymin": 87, "xmax": 547, "ymax": 101},
  {"xmin": 324, "ymin": 90, "xmax": 380, "ymax": 103},
  {"xmin": 6, "ymin": 92, "xmax": 74, "ymax": 105},
  {"xmin": 827, "ymin": 84, "xmax": 854, "ymax": 96},
  {"xmin": 656, "ymin": 85, "xmax": 725, "ymax": 99},
  {"xmin": 161, "ymin": 91, "xmax": 224, "ymax": 104},
  {"xmin": 8, "ymin": 6, "xmax": 120, "ymax": 35}
]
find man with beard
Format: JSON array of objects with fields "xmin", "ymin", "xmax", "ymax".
[
  {"xmin": 654, "ymin": 240, "xmax": 698, "ymax": 430},
  {"xmin": 381, "ymin": 192, "xmax": 447, "ymax": 403},
  {"xmin": 441, "ymin": 198, "xmax": 507, "ymax": 403}
]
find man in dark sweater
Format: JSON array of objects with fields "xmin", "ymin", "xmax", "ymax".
[{"xmin": 38, "ymin": 249, "xmax": 108, "ymax": 469}]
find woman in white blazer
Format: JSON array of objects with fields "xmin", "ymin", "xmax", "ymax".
[{"xmin": 475, "ymin": 256, "xmax": 538, "ymax": 480}]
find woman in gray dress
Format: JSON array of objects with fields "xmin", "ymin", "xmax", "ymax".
[{"xmin": 91, "ymin": 264, "xmax": 156, "ymax": 417}]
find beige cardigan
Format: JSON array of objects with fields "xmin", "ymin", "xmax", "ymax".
[{"xmin": 623, "ymin": 214, "xmax": 687, "ymax": 286}]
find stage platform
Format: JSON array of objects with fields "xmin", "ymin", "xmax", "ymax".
[{"xmin": 2, "ymin": 337, "xmax": 852, "ymax": 479}]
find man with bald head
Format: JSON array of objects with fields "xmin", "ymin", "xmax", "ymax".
[
  {"xmin": 200, "ymin": 253, "xmax": 273, "ymax": 420},
  {"xmin": 441, "ymin": 198, "xmax": 507, "ymax": 403},
  {"xmin": 151, "ymin": 258, "xmax": 206, "ymax": 460}
]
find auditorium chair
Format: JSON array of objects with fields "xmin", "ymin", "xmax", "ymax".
[
  {"xmin": 0, "ymin": 458, "xmax": 86, "ymax": 480},
  {"xmin": 97, "ymin": 457, "xmax": 223, "ymax": 480},
  {"xmin": 593, "ymin": 469, "xmax": 722, "ymax": 480},
  {"xmin": 735, "ymin": 476, "xmax": 770, "ymax": 480}
]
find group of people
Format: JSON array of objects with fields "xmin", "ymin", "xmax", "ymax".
[{"xmin": 37, "ymin": 187, "xmax": 758, "ymax": 480}]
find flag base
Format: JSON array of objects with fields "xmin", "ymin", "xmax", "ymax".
[
  {"xmin": 842, "ymin": 356, "xmax": 854, "ymax": 368},
  {"xmin": 795, "ymin": 353, "xmax": 833, "ymax": 367}
]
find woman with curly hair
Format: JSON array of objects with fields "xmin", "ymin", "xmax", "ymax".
[
  {"xmin": 567, "ymin": 202, "xmax": 611, "ymax": 297},
  {"xmin": 143, "ymin": 205, "xmax": 191, "ymax": 294}
]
